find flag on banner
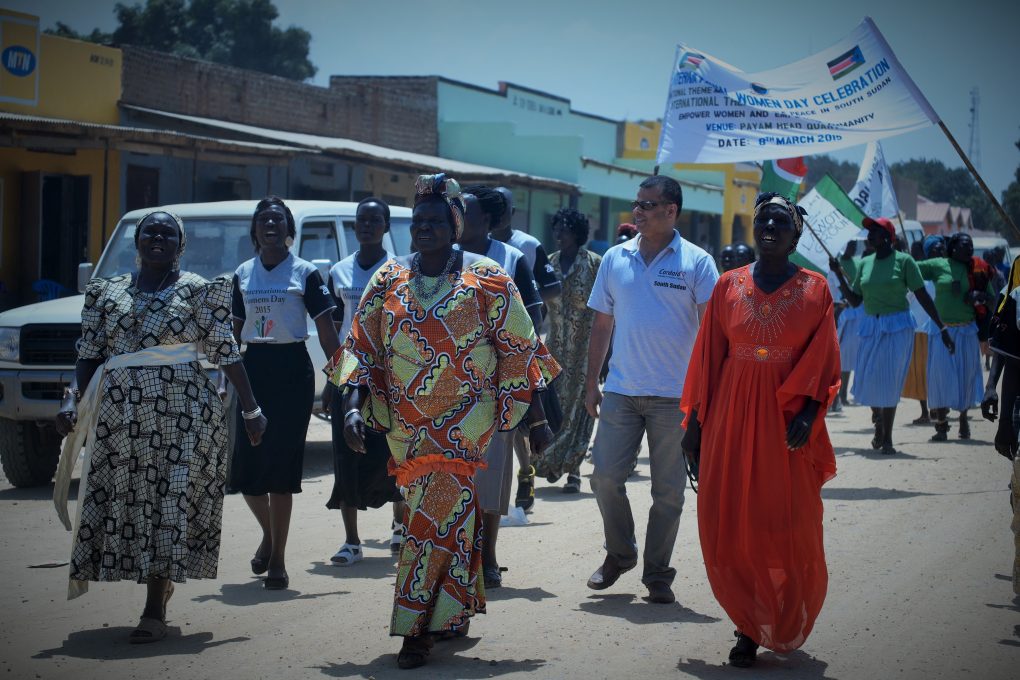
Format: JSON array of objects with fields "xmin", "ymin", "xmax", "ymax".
[
  {"xmin": 760, "ymin": 157, "xmax": 808, "ymax": 201},
  {"xmin": 846, "ymin": 141, "xmax": 900, "ymax": 219},
  {"xmin": 655, "ymin": 17, "xmax": 939, "ymax": 164},
  {"xmin": 793, "ymin": 175, "xmax": 867, "ymax": 274}
]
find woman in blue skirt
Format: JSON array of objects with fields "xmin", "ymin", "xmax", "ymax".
[
  {"xmin": 830, "ymin": 218, "xmax": 954, "ymax": 454},
  {"xmin": 918, "ymin": 232, "xmax": 995, "ymax": 440}
]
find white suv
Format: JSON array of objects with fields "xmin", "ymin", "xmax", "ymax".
[{"xmin": 0, "ymin": 200, "xmax": 411, "ymax": 487}]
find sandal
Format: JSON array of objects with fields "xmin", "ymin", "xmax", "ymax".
[
  {"xmin": 515, "ymin": 465, "xmax": 535, "ymax": 511},
  {"xmin": 264, "ymin": 570, "xmax": 289, "ymax": 590},
  {"xmin": 483, "ymin": 564, "xmax": 506, "ymax": 589},
  {"xmin": 728, "ymin": 631, "xmax": 759, "ymax": 668},
  {"xmin": 390, "ymin": 522, "xmax": 404, "ymax": 554},
  {"xmin": 562, "ymin": 474, "xmax": 581, "ymax": 494},
  {"xmin": 397, "ymin": 634, "xmax": 434, "ymax": 669},
  {"xmin": 330, "ymin": 543, "xmax": 363, "ymax": 566},
  {"xmin": 129, "ymin": 580, "xmax": 174, "ymax": 644}
]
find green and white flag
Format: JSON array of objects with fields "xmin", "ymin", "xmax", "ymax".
[
  {"xmin": 792, "ymin": 174, "xmax": 866, "ymax": 274},
  {"xmin": 760, "ymin": 157, "xmax": 808, "ymax": 201}
]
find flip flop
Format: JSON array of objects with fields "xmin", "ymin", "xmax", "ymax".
[{"xmin": 129, "ymin": 617, "xmax": 168, "ymax": 644}]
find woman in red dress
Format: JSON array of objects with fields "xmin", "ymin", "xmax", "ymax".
[{"xmin": 681, "ymin": 193, "xmax": 840, "ymax": 667}]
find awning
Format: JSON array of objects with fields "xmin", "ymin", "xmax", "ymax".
[
  {"xmin": 0, "ymin": 111, "xmax": 305, "ymax": 159},
  {"xmin": 122, "ymin": 105, "xmax": 579, "ymax": 194}
]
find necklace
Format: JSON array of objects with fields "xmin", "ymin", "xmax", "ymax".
[{"xmin": 411, "ymin": 251, "xmax": 458, "ymax": 300}]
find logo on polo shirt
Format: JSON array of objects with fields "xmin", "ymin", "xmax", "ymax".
[{"xmin": 655, "ymin": 267, "xmax": 688, "ymax": 291}]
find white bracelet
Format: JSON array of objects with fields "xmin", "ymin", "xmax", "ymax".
[
  {"xmin": 242, "ymin": 406, "xmax": 262, "ymax": 420},
  {"xmin": 344, "ymin": 408, "xmax": 361, "ymax": 421}
]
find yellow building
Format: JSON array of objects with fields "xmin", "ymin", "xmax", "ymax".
[
  {"xmin": 620, "ymin": 120, "xmax": 761, "ymax": 245},
  {"xmin": 0, "ymin": 9, "xmax": 122, "ymax": 307}
]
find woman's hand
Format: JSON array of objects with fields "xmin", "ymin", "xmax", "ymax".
[
  {"xmin": 786, "ymin": 400, "xmax": 821, "ymax": 450},
  {"xmin": 529, "ymin": 421, "xmax": 553, "ymax": 456},
  {"xmin": 55, "ymin": 406, "xmax": 77, "ymax": 437},
  {"xmin": 322, "ymin": 383, "xmax": 335, "ymax": 415},
  {"xmin": 243, "ymin": 413, "xmax": 267, "ymax": 446},
  {"xmin": 827, "ymin": 256, "xmax": 842, "ymax": 274},
  {"xmin": 940, "ymin": 327, "xmax": 956, "ymax": 354},
  {"xmin": 980, "ymin": 386, "xmax": 999, "ymax": 422},
  {"xmin": 344, "ymin": 410, "xmax": 367, "ymax": 453}
]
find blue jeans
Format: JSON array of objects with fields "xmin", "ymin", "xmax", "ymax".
[{"xmin": 589, "ymin": 392, "xmax": 687, "ymax": 586}]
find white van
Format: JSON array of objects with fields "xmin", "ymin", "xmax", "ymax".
[{"xmin": 0, "ymin": 200, "xmax": 411, "ymax": 487}]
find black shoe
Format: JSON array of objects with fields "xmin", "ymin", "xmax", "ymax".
[
  {"xmin": 728, "ymin": 631, "xmax": 759, "ymax": 668},
  {"xmin": 563, "ymin": 474, "xmax": 581, "ymax": 494},
  {"xmin": 958, "ymin": 415, "xmax": 971, "ymax": 439},
  {"xmin": 586, "ymin": 555, "xmax": 636, "ymax": 590},
  {"xmin": 263, "ymin": 570, "xmax": 289, "ymax": 590},
  {"xmin": 646, "ymin": 581, "xmax": 676, "ymax": 604}
]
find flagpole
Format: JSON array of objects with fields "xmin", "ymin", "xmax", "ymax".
[
  {"xmin": 653, "ymin": 165, "xmax": 660, "ymax": 176},
  {"xmin": 894, "ymin": 214, "xmax": 909, "ymax": 245},
  {"xmin": 801, "ymin": 216, "xmax": 836, "ymax": 261},
  {"xmin": 938, "ymin": 120, "xmax": 1020, "ymax": 240}
]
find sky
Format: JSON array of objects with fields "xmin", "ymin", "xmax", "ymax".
[{"xmin": 14, "ymin": 0, "xmax": 1020, "ymax": 197}]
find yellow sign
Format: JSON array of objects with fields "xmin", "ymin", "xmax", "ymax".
[{"xmin": 0, "ymin": 9, "xmax": 39, "ymax": 106}]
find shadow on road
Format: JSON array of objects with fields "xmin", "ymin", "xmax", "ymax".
[
  {"xmin": 0, "ymin": 479, "xmax": 70, "ymax": 501},
  {"xmin": 190, "ymin": 580, "xmax": 349, "ymax": 606},
  {"xmin": 822, "ymin": 486, "xmax": 934, "ymax": 501},
  {"xmin": 33, "ymin": 627, "xmax": 249, "ymax": 660},
  {"xmin": 316, "ymin": 646, "xmax": 547, "ymax": 679},
  {"xmin": 485, "ymin": 585, "xmax": 556, "ymax": 602},
  {"xmin": 306, "ymin": 559, "xmax": 396, "ymax": 580},
  {"xmin": 676, "ymin": 649, "xmax": 836, "ymax": 679},
  {"xmin": 577, "ymin": 593, "xmax": 720, "ymax": 625},
  {"xmin": 533, "ymin": 487, "xmax": 595, "ymax": 502}
]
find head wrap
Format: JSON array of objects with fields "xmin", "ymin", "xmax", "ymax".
[
  {"xmin": 753, "ymin": 192, "xmax": 806, "ymax": 235},
  {"xmin": 922, "ymin": 235, "xmax": 944, "ymax": 259},
  {"xmin": 135, "ymin": 210, "xmax": 187, "ymax": 271},
  {"xmin": 414, "ymin": 173, "xmax": 465, "ymax": 239}
]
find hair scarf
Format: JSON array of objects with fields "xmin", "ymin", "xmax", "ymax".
[{"xmin": 413, "ymin": 173, "xmax": 465, "ymax": 239}]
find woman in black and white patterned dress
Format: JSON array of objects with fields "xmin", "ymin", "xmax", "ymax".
[{"xmin": 55, "ymin": 210, "xmax": 266, "ymax": 644}]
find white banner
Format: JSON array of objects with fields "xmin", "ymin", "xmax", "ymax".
[
  {"xmin": 656, "ymin": 17, "xmax": 939, "ymax": 164},
  {"xmin": 796, "ymin": 177, "xmax": 865, "ymax": 272},
  {"xmin": 847, "ymin": 141, "xmax": 900, "ymax": 218}
]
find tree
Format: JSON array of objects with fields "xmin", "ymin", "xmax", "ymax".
[
  {"xmin": 45, "ymin": 0, "xmax": 316, "ymax": 81},
  {"xmin": 1001, "ymin": 137, "xmax": 1020, "ymax": 243},
  {"xmin": 803, "ymin": 155, "xmax": 860, "ymax": 194},
  {"xmin": 891, "ymin": 158, "xmax": 1002, "ymax": 233}
]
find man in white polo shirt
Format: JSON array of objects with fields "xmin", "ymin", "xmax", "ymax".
[{"xmin": 584, "ymin": 175, "xmax": 719, "ymax": 604}]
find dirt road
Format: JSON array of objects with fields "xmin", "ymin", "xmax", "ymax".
[{"xmin": 1, "ymin": 402, "xmax": 1016, "ymax": 679}]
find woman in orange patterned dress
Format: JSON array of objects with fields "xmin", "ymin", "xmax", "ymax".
[
  {"xmin": 681, "ymin": 193, "xmax": 840, "ymax": 668},
  {"xmin": 328, "ymin": 174, "xmax": 559, "ymax": 669}
]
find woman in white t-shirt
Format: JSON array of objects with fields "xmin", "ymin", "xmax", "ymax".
[
  {"xmin": 324, "ymin": 198, "xmax": 405, "ymax": 567},
  {"xmin": 229, "ymin": 197, "xmax": 341, "ymax": 590}
]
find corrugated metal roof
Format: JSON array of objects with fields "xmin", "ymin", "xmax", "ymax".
[
  {"xmin": 0, "ymin": 111, "xmax": 305, "ymax": 155},
  {"xmin": 122, "ymin": 105, "xmax": 578, "ymax": 193},
  {"xmin": 916, "ymin": 201, "xmax": 950, "ymax": 224}
]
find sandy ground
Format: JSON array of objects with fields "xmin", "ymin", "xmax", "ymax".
[{"xmin": 0, "ymin": 400, "xmax": 1016, "ymax": 679}]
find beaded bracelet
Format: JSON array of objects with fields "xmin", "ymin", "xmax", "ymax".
[{"xmin": 241, "ymin": 406, "xmax": 263, "ymax": 421}]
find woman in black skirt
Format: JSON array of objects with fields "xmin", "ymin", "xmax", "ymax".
[
  {"xmin": 324, "ymin": 197, "xmax": 405, "ymax": 566},
  {"xmin": 230, "ymin": 196, "xmax": 340, "ymax": 589}
]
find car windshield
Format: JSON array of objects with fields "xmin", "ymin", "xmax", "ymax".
[{"xmin": 96, "ymin": 218, "xmax": 255, "ymax": 280}]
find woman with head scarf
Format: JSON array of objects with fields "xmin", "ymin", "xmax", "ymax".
[
  {"xmin": 901, "ymin": 236, "xmax": 944, "ymax": 424},
  {"xmin": 916, "ymin": 232, "xmax": 994, "ymax": 440},
  {"xmin": 681, "ymin": 193, "xmax": 840, "ymax": 667},
  {"xmin": 229, "ymin": 197, "xmax": 342, "ymax": 590},
  {"xmin": 830, "ymin": 218, "xmax": 953, "ymax": 455},
  {"xmin": 53, "ymin": 210, "xmax": 266, "ymax": 642},
  {"xmin": 328, "ymin": 174, "xmax": 559, "ymax": 669}
]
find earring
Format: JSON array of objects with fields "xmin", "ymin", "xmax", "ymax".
[{"xmin": 285, "ymin": 236, "xmax": 294, "ymax": 248}]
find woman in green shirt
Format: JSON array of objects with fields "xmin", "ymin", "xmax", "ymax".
[
  {"xmin": 917, "ymin": 232, "xmax": 994, "ymax": 440},
  {"xmin": 831, "ymin": 218, "xmax": 953, "ymax": 455}
]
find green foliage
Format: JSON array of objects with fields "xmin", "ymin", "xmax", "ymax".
[
  {"xmin": 1001, "ymin": 138, "xmax": 1020, "ymax": 244},
  {"xmin": 803, "ymin": 155, "xmax": 860, "ymax": 194},
  {"xmin": 44, "ymin": 0, "xmax": 316, "ymax": 81},
  {"xmin": 891, "ymin": 158, "xmax": 1002, "ymax": 233}
]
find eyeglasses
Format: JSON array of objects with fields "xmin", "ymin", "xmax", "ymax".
[{"xmin": 631, "ymin": 200, "xmax": 662, "ymax": 211}]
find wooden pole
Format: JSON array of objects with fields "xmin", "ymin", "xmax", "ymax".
[
  {"xmin": 653, "ymin": 165, "xmax": 660, "ymax": 176},
  {"xmin": 894, "ymin": 214, "xmax": 910, "ymax": 246},
  {"xmin": 938, "ymin": 120, "xmax": 1020, "ymax": 241},
  {"xmin": 801, "ymin": 216, "xmax": 835, "ymax": 260}
]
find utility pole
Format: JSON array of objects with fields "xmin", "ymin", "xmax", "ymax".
[{"xmin": 968, "ymin": 87, "xmax": 981, "ymax": 172}]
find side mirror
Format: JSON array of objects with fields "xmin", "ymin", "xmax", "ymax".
[
  {"xmin": 311, "ymin": 259, "xmax": 332, "ymax": 285},
  {"xmin": 77, "ymin": 263, "xmax": 94, "ymax": 293}
]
